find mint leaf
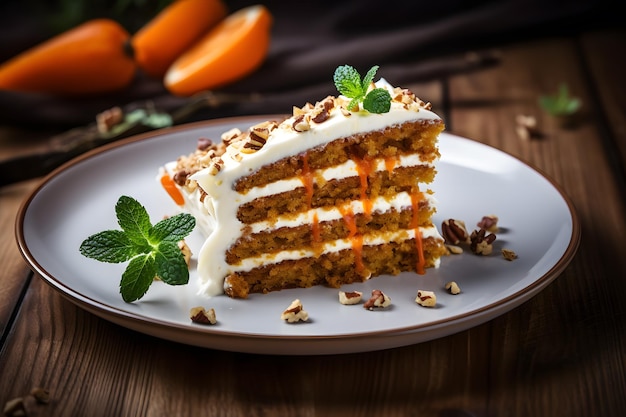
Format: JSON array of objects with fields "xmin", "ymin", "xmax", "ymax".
[
  {"xmin": 154, "ymin": 241, "xmax": 189, "ymax": 285},
  {"xmin": 150, "ymin": 213, "xmax": 196, "ymax": 243},
  {"xmin": 333, "ymin": 65, "xmax": 363, "ymax": 98},
  {"xmin": 116, "ymin": 195, "xmax": 151, "ymax": 247},
  {"xmin": 79, "ymin": 195, "xmax": 196, "ymax": 302},
  {"xmin": 80, "ymin": 230, "xmax": 136, "ymax": 263},
  {"xmin": 333, "ymin": 64, "xmax": 391, "ymax": 114},
  {"xmin": 362, "ymin": 65, "xmax": 379, "ymax": 92},
  {"xmin": 120, "ymin": 254, "xmax": 156, "ymax": 302},
  {"xmin": 363, "ymin": 88, "xmax": 392, "ymax": 114}
]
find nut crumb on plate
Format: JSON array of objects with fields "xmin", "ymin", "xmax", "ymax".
[
  {"xmin": 445, "ymin": 281, "xmax": 461, "ymax": 295},
  {"xmin": 363, "ymin": 289, "xmax": 391, "ymax": 310},
  {"xmin": 477, "ymin": 214, "xmax": 499, "ymax": 233},
  {"xmin": 339, "ymin": 290, "xmax": 362, "ymax": 305},
  {"xmin": 415, "ymin": 290, "xmax": 437, "ymax": 307},
  {"xmin": 502, "ymin": 248, "xmax": 518, "ymax": 261},
  {"xmin": 281, "ymin": 299, "xmax": 309, "ymax": 323},
  {"xmin": 470, "ymin": 228, "xmax": 497, "ymax": 255},
  {"xmin": 190, "ymin": 306, "xmax": 217, "ymax": 325}
]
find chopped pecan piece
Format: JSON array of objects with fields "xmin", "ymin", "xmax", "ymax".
[
  {"xmin": 415, "ymin": 290, "xmax": 437, "ymax": 307},
  {"xmin": 477, "ymin": 214, "xmax": 499, "ymax": 233},
  {"xmin": 502, "ymin": 248, "xmax": 518, "ymax": 261},
  {"xmin": 281, "ymin": 299, "xmax": 309, "ymax": 323},
  {"xmin": 441, "ymin": 219, "xmax": 470, "ymax": 245},
  {"xmin": 469, "ymin": 228, "xmax": 497, "ymax": 255},
  {"xmin": 292, "ymin": 114, "xmax": 310, "ymax": 132},
  {"xmin": 363, "ymin": 289, "xmax": 391, "ymax": 310},
  {"xmin": 445, "ymin": 281, "xmax": 461, "ymax": 295},
  {"xmin": 338, "ymin": 290, "xmax": 362, "ymax": 305},
  {"xmin": 190, "ymin": 307, "xmax": 217, "ymax": 325}
]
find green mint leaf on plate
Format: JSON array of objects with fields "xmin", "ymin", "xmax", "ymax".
[
  {"xmin": 116, "ymin": 195, "xmax": 152, "ymax": 247},
  {"xmin": 80, "ymin": 195, "xmax": 196, "ymax": 302},
  {"xmin": 363, "ymin": 87, "xmax": 392, "ymax": 113},
  {"xmin": 333, "ymin": 64, "xmax": 390, "ymax": 113},
  {"xmin": 154, "ymin": 240, "xmax": 190, "ymax": 285},
  {"xmin": 120, "ymin": 253, "xmax": 157, "ymax": 303},
  {"xmin": 79, "ymin": 230, "xmax": 137, "ymax": 263},
  {"xmin": 150, "ymin": 213, "xmax": 197, "ymax": 243}
]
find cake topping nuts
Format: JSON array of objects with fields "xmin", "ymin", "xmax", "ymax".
[
  {"xmin": 281, "ymin": 299, "xmax": 309, "ymax": 323},
  {"xmin": 363, "ymin": 289, "xmax": 391, "ymax": 310}
]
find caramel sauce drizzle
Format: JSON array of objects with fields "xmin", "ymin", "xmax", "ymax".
[
  {"xmin": 410, "ymin": 187, "xmax": 426, "ymax": 275},
  {"xmin": 384, "ymin": 155, "xmax": 399, "ymax": 173},
  {"xmin": 353, "ymin": 156, "xmax": 373, "ymax": 217},
  {"xmin": 339, "ymin": 205, "xmax": 364, "ymax": 273}
]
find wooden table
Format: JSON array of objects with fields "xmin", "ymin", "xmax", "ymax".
[{"xmin": 1, "ymin": 28, "xmax": 624, "ymax": 417}]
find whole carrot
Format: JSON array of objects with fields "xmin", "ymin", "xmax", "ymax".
[
  {"xmin": 0, "ymin": 19, "xmax": 136, "ymax": 96},
  {"xmin": 131, "ymin": 0, "xmax": 228, "ymax": 79}
]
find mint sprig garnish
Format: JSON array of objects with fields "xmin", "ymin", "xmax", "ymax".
[
  {"xmin": 333, "ymin": 65, "xmax": 391, "ymax": 114},
  {"xmin": 79, "ymin": 195, "xmax": 195, "ymax": 302}
]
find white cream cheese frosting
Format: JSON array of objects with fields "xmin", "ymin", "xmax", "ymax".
[{"xmin": 188, "ymin": 78, "xmax": 443, "ymax": 297}]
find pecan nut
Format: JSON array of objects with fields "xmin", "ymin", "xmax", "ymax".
[
  {"xmin": 441, "ymin": 219, "xmax": 470, "ymax": 245},
  {"xmin": 363, "ymin": 289, "xmax": 391, "ymax": 310},
  {"xmin": 469, "ymin": 228, "xmax": 497, "ymax": 255}
]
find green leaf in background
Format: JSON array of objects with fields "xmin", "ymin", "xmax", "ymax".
[{"xmin": 539, "ymin": 83, "xmax": 581, "ymax": 116}]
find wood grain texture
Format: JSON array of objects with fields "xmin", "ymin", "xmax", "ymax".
[{"xmin": 0, "ymin": 28, "xmax": 625, "ymax": 417}]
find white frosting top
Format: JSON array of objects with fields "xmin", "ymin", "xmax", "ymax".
[{"xmin": 191, "ymin": 79, "xmax": 442, "ymax": 296}]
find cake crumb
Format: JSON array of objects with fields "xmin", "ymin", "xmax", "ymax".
[
  {"xmin": 339, "ymin": 290, "xmax": 363, "ymax": 305},
  {"xmin": 363, "ymin": 289, "xmax": 391, "ymax": 310},
  {"xmin": 281, "ymin": 299, "xmax": 309, "ymax": 323},
  {"xmin": 415, "ymin": 290, "xmax": 437, "ymax": 307}
]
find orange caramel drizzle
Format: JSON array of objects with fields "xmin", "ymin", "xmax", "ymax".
[
  {"xmin": 339, "ymin": 205, "xmax": 364, "ymax": 273},
  {"xmin": 410, "ymin": 188, "xmax": 426, "ymax": 275},
  {"xmin": 384, "ymin": 155, "xmax": 399, "ymax": 173},
  {"xmin": 301, "ymin": 153, "xmax": 321, "ymax": 248},
  {"xmin": 353, "ymin": 156, "xmax": 373, "ymax": 216}
]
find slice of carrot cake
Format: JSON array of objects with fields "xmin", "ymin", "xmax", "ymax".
[{"xmin": 160, "ymin": 65, "xmax": 447, "ymax": 298}]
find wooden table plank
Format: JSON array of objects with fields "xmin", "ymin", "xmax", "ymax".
[{"xmin": 448, "ymin": 30, "xmax": 626, "ymax": 417}]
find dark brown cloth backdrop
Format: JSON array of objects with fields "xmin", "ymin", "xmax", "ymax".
[{"xmin": 0, "ymin": 0, "xmax": 617, "ymax": 128}]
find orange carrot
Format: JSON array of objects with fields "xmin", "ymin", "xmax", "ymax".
[
  {"xmin": 160, "ymin": 172, "xmax": 185, "ymax": 206},
  {"xmin": 0, "ymin": 19, "xmax": 136, "ymax": 96},
  {"xmin": 164, "ymin": 5, "xmax": 273, "ymax": 96},
  {"xmin": 131, "ymin": 0, "xmax": 228, "ymax": 79}
]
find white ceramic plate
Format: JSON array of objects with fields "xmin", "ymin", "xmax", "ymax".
[{"xmin": 16, "ymin": 116, "xmax": 580, "ymax": 355}]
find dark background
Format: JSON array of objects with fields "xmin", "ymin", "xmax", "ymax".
[{"xmin": 0, "ymin": 0, "xmax": 620, "ymax": 127}]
